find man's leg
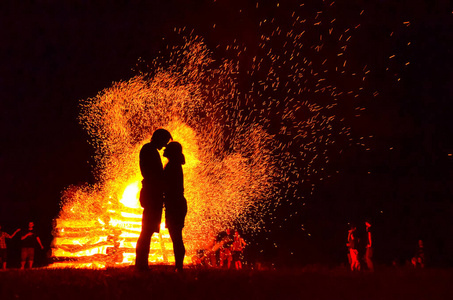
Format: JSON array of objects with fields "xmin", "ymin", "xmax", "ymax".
[
  {"xmin": 350, "ymin": 249, "xmax": 358, "ymax": 271},
  {"xmin": 219, "ymin": 251, "xmax": 224, "ymax": 267},
  {"xmin": 366, "ymin": 247, "xmax": 374, "ymax": 272},
  {"xmin": 28, "ymin": 248, "xmax": 35, "ymax": 269},
  {"xmin": 135, "ymin": 208, "xmax": 154, "ymax": 270},
  {"xmin": 20, "ymin": 248, "xmax": 27, "ymax": 269},
  {"xmin": 0, "ymin": 250, "xmax": 6, "ymax": 270}
]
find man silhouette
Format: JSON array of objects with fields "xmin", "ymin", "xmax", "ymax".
[
  {"xmin": 135, "ymin": 128, "xmax": 172, "ymax": 271},
  {"xmin": 365, "ymin": 221, "xmax": 374, "ymax": 272},
  {"xmin": 20, "ymin": 222, "xmax": 44, "ymax": 269},
  {"xmin": 347, "ymin": 223, "xmax": 360, "ymax": 271}
]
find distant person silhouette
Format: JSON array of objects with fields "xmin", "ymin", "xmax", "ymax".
[
  {"xmin": 365, "ymin": 221, "xmax": 374, "ymax": 272},
  {"xmin": 135, "ymin": 128, "xmax": 172, "ymax": 271},
  {"xmin": 232, "ymin": 230, "xmax": 246, "ymax": 269},
  {"xmin": 412, "ymin": 239, "xmax": 425, "ymax": 268},
  {"xmin": 163, "ymin": 141, "xmax": 188, "ymax": 272},
  {"xmin": 219, "ymin": 228, "xmax": 234, "ymax": 269},
  {"xmin": 0, "ymin": 224, "xmax": 20, "ymax": 270},
  {"xmin": 347, "ymin": 223, "xmax": 360, "ymax": 271},
  {"xmin": 20, "ymin": 222, "xmax": 44, "ymax": 269}
]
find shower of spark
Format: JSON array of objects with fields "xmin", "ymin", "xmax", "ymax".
[
  {"xmin": 51, "ymin": 2, "xmax": 401, "ymax": 267},
  {"xmin": 51, "ymin": 37, "xmax": 276, "ymax": 267}
]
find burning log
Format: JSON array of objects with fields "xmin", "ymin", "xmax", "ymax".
[{"xmin": 51, "ymin": 201, "xmax": 176, "ymax": 268}]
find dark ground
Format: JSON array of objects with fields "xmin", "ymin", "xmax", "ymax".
[{"xmin": 1, "ymin": 266, "xmax": 452, "ymax": 300}]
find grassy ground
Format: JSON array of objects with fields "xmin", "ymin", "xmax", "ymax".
[{"xmin": 1, "ymin": 265, "xmax": 452, "ymax": 300}]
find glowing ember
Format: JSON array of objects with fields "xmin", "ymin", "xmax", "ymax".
[
  {"xmin": 51, "ymin": 38, "xmax": 275, "ymax": 267},
  {"xmin": 51, "ymin": 3, "xmax": 382, "ymax": 267}
]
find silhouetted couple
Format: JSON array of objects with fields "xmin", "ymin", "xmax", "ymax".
[{"xmin": 135, "ymin": 129, "xmax": 187, "ymax": 272}]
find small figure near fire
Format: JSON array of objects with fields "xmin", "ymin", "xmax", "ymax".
[
  {"xmin": 347, "ymin": 223, "xmax": 360, "ymax": 271},
  {"xmin": 219, "ymin": 228, "xmax": 234, "ymax": 269},
  {"xmin": 20, "ymin": 222, "xmax": 44, "ymax": 269},
  {"xmin": 192, "ymin": 229, "xmax": 248, "ymax": 269},
  {"xmin": 135, "ymin": 129, "xmax": 173, "ymax": 271},
  {"xmin": 412, "ymin": 239, "xmax": 425, "ymax": 268},
  {"xmin": 365, "ymin": 220, "xmax": 374, "ymax": 272},
  {"xmin": 163, "ymin": 141, "xmax": 188, "ymax": 273},
  {"xmin": 232, "ymin": 230, "xmax": 246, "ymax": 269},
  {"xmin": 0, "ymin": 224, "xmax": 20, "ymax": 270}
]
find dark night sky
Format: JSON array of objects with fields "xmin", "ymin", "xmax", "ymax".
[{"xmin": 1, "ymin": 0, "xmax": 452, "ymax": 266}]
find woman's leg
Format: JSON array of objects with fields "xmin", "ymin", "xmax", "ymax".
[{"xmin": 169, "ymin": 227, "xmax": 185, "ymax": 271}]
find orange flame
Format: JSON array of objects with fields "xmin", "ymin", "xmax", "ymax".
[{"xmin": 51, "ymin": 39, "xmax": 275, "ymax": 268}]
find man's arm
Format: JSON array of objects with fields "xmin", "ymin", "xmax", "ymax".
[
  {"xmin": 36, "ymin": 236, "xmax": 44, "ymax": 250},
  {"xmin": 21, "ymin": 232, "xmax": 33, "ymax": 240},
  {"xmin": 140, "ymin": 145, "xmax": 163, "ymax": 182}
]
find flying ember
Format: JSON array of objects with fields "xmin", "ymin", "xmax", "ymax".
[
  {"xmin": 51, "ymin": 2, "xmax": 375, "ymax": 268},
  {"xmin": 51, "ymin": 38, "xmax": 276, "ymax": 268}
]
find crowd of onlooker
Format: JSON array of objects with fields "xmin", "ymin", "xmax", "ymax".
[
  {"xmin": 347, "ymin": 220, "xmax": 425, "ymax": 272},
  {"xmin": 192, "ymin": 228, "xmax": 247, "ymax": 269},
  {"xmin": 1, "ymin": 220, "xmax": 428, "ymax": 271}
]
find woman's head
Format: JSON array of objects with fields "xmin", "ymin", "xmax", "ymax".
[{"xmin": 163, "ymin": 141, "xmax": 185, "ymax": 165}]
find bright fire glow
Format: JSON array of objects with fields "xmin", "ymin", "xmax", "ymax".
[
  {"xmin": 51, "ymin": 2, "xmax": 378, "ymax": 268},
  {"xmin": 51, "ymin": 41, "xmax": 276, "ymax": 267},
  {"xmin": 120, "ymin": 181, "xmax": 141, "ymax": 209}
]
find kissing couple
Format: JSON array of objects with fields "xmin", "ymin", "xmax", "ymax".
[{"xmin": 135, "ymin": 129, "xmax": 187, "ymax": 273}]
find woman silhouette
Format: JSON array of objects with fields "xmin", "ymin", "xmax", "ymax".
[{"xmin": 163, "ymin": 141, "xmax": 188, "ymax": 272}]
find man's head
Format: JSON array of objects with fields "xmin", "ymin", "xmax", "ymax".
[
  {"xmin": 151, "ymin": 129, "xmax": 172, "ymax": 150},
  {"xmin": 365, "ymin": 221, "xmax": 371, "ymax": 228},
  {"xmin": 28, "ymin": 222, "xmax": 34, "ymax": 229}
]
